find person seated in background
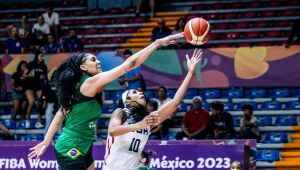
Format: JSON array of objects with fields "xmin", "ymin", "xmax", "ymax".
[
  {"xmin": 147, "ymin": 99, "xmax": 163, "ymax": 139},
  {"xmin": 154, "ymin": 86, "xmax": 176, "ymax": 138},
  {"xmin": 285, "ymin": 19, "xmax": 300, "ymax": 48},
  {"xmin": 0, "ymin": 59, "xmax": 6, "ymax": 101},
  {"xmin": 207, "ymin": 101, "xmax": 235, "ymax": 139},
  {"xmin": 43, "ymin": 4, "xmax": 61, "ymax": 40},
  {"xmin": 32, "ymin": 15, "xmax": 50, "ymax": 48},
  {"xmin": 118, "ymin": 49, "xmax": 146, "ymax": 90},
  {"xmin": 151, "ymin": 18, "xmax": 172, "ymax": 42},
  {"xmin": 25, "ymin": 51, "xmax": 48, "ymax": 129},
  {"xmin": 0, "ymin": 122, "xmax": 14, "ymax": 140},
  {"xmin": 40, "ymin": 34, "xmax": 60, "ymax": 54},
  {"xmin": 239, "ymin": 104, "xmax": 260, "ymax": 141},
  {"xmin": 63, "ymin": 29, "xmax": 84, "ymax": 52},
  {"xmin": 10, "ymin": 61, "xmax": 28, "ymax": 121},
  {"xmin": 15, "ymin": 14, "xmax": 32, "ymax": 47},
  {"xmin": 176, "ymin": 96, "xmax": 210, "ymax": 140},
  {"xmin": 136, "ymin": 0, "xmax": 155, "ymax": 17},
  {"xmin": 5, "ymin": 25, "xmax": 26, "ymax": 54},
  {"xmin": 172, "ymin": 17, "xmax": 187, "ymax": 48},
  {"xmin": 44, "ymin": 70, "xmax": 61, "ymax": 134}
]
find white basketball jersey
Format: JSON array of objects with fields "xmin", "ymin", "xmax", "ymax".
[{"xmin": 102, "ymin": 108, "xmax": 151, "ymax": 170}]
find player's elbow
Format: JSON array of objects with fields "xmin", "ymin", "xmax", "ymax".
[
  {"xmin": 108, "ymin": 128, "xmax": 118, "ymax": 137},
  {"xmin": 124, "ymin": 57, "xmax": 137, "ymax": 70}
]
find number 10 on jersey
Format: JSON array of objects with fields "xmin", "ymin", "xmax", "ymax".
[{"xmin": 129, "ymin": 138, "xmax": 141, "ymax": 153}]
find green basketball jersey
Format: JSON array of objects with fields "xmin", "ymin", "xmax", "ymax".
[{"xmin": 55, "ymin": 74, "xmax": 102, "ymax": 158}]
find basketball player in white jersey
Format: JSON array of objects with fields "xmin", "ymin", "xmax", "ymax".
[{"xmin": 102, "ymin": 48, "xmax": 203, "ymax": 170}]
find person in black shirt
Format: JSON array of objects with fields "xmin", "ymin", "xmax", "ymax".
[
  {"xmin": 25, "ymin": 50, "xmax": 48, "ymax": 129},
  {"xmin": 11, "ymin": 61, "xmax": 28, "ymax": 120},
  {"xmin": 285, "ymin": 19, "xmax": 300, "ymax": 48},
  {"xmin": 44, "ymin": 69, "xmax": 61, "ymax": 134},
  {"xmin": 0, "ymin": 59, "xmax": 6, "ymax": 101},
  {"xmin": 207, "ymin": 101, "xmax": 235, "ymax": 139}
]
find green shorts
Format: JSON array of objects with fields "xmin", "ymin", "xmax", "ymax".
[
  {"xmin": 55, "ymin": 145, "xmax": 94, "ymax": 170},
  {"xmin": 13, "ymin": 91, "xmax": 25, "ymax": 101}
]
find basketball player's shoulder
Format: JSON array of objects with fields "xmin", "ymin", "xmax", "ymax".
[{"xmin": 112, "ymin": 108, "xmax": 125, "ymax": 117}]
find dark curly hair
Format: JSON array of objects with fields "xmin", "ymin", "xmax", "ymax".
[
  {"xmin": 211, "ymin": 101, "xmax": 224, "ymax": 112},
  {"xmin": 242, "ymin": 104, "xmax": 253, "ymax": 114},
  {"xmin": 16, "ymin": 60, "xmax": 27, "ymax": 76},
  {"xmin": 175, "ymin": 17, "xmax": 186, "ymax": 31},
  {"xmin": 55, "ymin": 53, "xmax": 87, "ymax": 111},
  {"xmin": 32, "ymin": 50, "xmax": 45, "ymax": 64}
]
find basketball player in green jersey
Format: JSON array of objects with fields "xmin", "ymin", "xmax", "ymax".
[{"xmin": 28, "ymin": 32, "xmax": 184, "ymax": 170}]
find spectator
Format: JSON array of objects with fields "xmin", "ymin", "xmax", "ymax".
[
  {"xmin": 136, "ymin": 0, "xmax": 155, "ymax": 17},
  {"xmin": 155, "ymin": 86, "xmax": 176, "ymax": 137},
  {"xmin": 43, "ymin": 4, "xmax": 60, "ymax": 39},
  {"xmin": 207, "ymin": 101, "xmax": 235, "ymax": 139},
  {"xmin": 156, "ymin": 86, "xmax": 171, "ymax": 108},
  {"xmin": 32, "ymin": 15, "xmax": 50, "ymax": 47},
  {"xmin": 0, "ymin": 59, "xmax": 6, "ymax": 101},
  {"xmin": 15, "ymin": 14, "xmax": 32, "ymax": 41},
  {"xmin": 172, "ymin": 17, "xmax": 187, "ymax": 48},
  {"xmin": 44, "ymin": 70, "xmax": 61, "ymax": 134},
  {"xmin": 0, "ymin": 122, "xmax": 14, "ymax": 140},
  {"xmin": 239, "ymin": 104, "xmax": 260, "ymax": 140},
  {"xmin": 10, "ymin": 61, "xmax": 28, "ymax": 121},
  {"xmin": 63, "ymin": 29, "xmax": 84, "ymax": 52},
  {"xmin": 5, "ymin": 25, "xmax": 26, "ymax": 54},
  {"xmin": 118, "ymin": 49, "xmax": 146, "ymax": 90},
  {"xmin": 40, "ymin": 34, "xmax": 60, "ymax": 53},
  {"xmin": 147, "ymin": 99, "xmax": 162, "ymax": 139},
  {"xmin": 25, "ymin": 50, "xmax": 48, "ymax": 129},
  {"xmin": 176, "ymin": 96, "xmax": 210, "ymax": 140},
  {"xmin": 285, "ymin": 19, "xmax": 300, "ymax": 48},
  {"xmin": 151, "ymin": 18, "xmax": 172, "ymax": 42}
]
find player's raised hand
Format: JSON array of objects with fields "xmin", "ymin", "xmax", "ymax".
[
  {"xmin": 186, "ymin": 48, "xmax": 203, "ymax": 73},
  {"xmin": 140, "ymin": 113, "xmax": 160, "ymax": 129},
  {"xmin": 157, "ymin": 32, "xmax": 184, "ymax": 46},
  {"xmin": 28, "ymin": 141, "xmax": 48, "ymax": 160}
]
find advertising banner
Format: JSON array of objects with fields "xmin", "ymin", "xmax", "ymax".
[{"xmin": 0, "ymin": 140, "xmax": 254, "ymax": 170}]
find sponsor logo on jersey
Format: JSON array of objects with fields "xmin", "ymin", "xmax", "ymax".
[
  {"xmin": 67, "ymin": 148, "xmax": 81, "ymax": 159},
  {"xmin": 89, "ymin": 122, "xmax": 96, "ymax": 129}
]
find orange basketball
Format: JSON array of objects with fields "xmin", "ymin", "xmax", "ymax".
[{"xmin": 184, "ymin": 17, "xmax": 211, "ymax": 45}]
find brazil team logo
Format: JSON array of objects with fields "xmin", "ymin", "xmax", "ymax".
[{"xmin": 67, "ymin": 148, "xmax": 81, "ymax": 159}]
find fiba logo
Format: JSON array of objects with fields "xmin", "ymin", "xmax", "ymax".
[{"xmin": 70, "ymin": 149, "xmax": 77, "ymax": 156}]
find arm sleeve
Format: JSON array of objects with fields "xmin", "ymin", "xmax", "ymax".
[
  {"xmin": 45, "ymin": 25, "xmax": 50, "ymax": 34},
  {"xmin": 203, "ymin": 111, "xmax": 210, "ymax": 126},
  {"xmin": 20, "ymin": 39, "xmax": 26, "ymax": 48},
  {"xmin": 181, "ymin": 111, "xmax": 189, "ymax": 125},
  {"xmin": 4, "ymin": 39, "xmax": 9, "ymax": 49},
  {"xmin": 55, "ymin": 13, "xmax": 59, "ymax": 25}
]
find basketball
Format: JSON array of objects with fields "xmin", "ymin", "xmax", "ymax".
[{"xmin": 184, "ymin": 17, "xmax": 211, "ymax": 45}]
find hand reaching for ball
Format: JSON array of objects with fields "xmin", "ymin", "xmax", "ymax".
[
  {"xmin": 157, "ymin": 32, "xmax": 184, "ymax": 47},
  {"xmin": 186, "ymin": 48, "xmax": 203, "ymax": 73}
]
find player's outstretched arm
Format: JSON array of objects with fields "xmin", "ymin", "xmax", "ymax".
[
  {"xmin": 82, "ymin": 33, "xmax": 184, "ymax": 95},
  {"xmin": 151, "ymin": 48, "xmax": 203, "ymax": 123},
  {"xmin": 28, "ymin": 108, "xmax": 65, "ymax": 159},
  {"xmin": 108, "ymin": 109, "xmax": 159, "ymax": 137}
]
